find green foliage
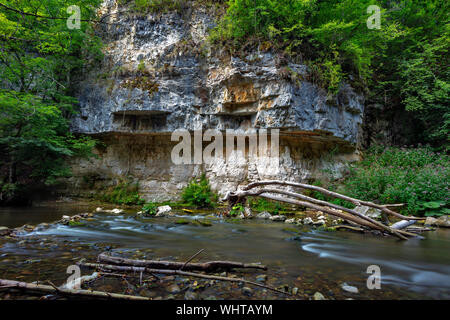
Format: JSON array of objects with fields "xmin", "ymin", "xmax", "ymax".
[
  {"xmin": 248, "ymin": 197, "xmax": 286, "ymax": 214},
  {"xmin": 101, "ymin": 181, "xmax": 145, "ymax": 205},
  {"xmin": 181, "ymin": 174, "xmax": 217, "ymax": 208},
  {"xmin": 0, "ymin": 0, "xmax": 102, "ymax": 204},
  {"xmin": 142, "ymin": 202, "xmax": 158, "ymax": 216},
  {"xmin": 229, "ymin": 203, "xmax": 244, "ymax": 217},
  {"xmin": 118, "ymin": 0, "xmax": 188, "ymax": 14},
  {"xmin": 211, "ymin": 0, "xmax": 449, "ymax": 147},
  {"xmin": 340, "ymin": 146, "xmax": 449, "ymax": 216},
  {"xmin": 305, "ymin": 181, "xmax": 354, "ymax": 209},
  {"xmin": 68, "ymin": 220, "xmax": 85, "ymax": 227}
]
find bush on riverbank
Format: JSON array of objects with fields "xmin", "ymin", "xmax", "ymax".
[
  {"xmin": 100, "ymin": 181, "xmax": 145, "ymax": 206},
  {"xmin": 181, "ymin": 174, "xmax": 218, "ymax": 208},
  {"xmin": 334, "ymin": 146, "xmax": 449, "ymax": 217}
]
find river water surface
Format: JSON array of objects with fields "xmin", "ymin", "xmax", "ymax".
[{"xmin": 0, "ymin": 203, "xmax": 449, "ymax": 300}]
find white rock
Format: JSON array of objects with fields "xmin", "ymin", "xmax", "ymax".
[
  {"xmin": 341, "ymin": 283, "xmax": 359, "ymax": 294},
  {"xmin": 269, "ymin": 215, "xmax": 286, "ymax": 222},
  {"xmin": 285, "ymin": 218, "xmax": 296, "ymax": 224},
  {"xmin": 244, "ymin": 207, "xmax": 253, "ymax": 219},
  {"xmin": 62, "ymin": 215, "xmax": 70, "ymax": 220},
  {"xmin": 313, "ymin": 292, "xmax": 326, "ymax": 300},
  {"xmin": 95, "ymin": 207, "xmax": 103, "ymax": 212},
  {"xmin": 303, "ymin": 217, "xmax": 313, "ymax": 225},
  {"xmin": 318, "ymin": 215, "xmax": 326, "ymax": 220},
  {"xmin": 256, "ymin": 211, "xmax": 272, "ymax": 219},
  {"xmin": 313, "ymin": 219, "xmax": 326, "ymax": 226},
  {"xmin": 111, "ymin": 208, "xmax": 124, "ymax": 214},
  {"xmin": 155, "ymin": 205, "xmax": 172, "ymax": 217}
]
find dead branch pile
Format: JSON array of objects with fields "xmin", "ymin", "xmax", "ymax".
[
  {"xmin": 222, "ymin": 180, "xmax": 425, "ymax": 240},
  {"xmin": 0, "ymin": 251, "xmax": 289, "ymax": 299}
]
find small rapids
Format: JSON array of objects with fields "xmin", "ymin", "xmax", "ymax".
[{"xmin": 1, "ymin": 205, "xmax": 449, "ymax": 299}]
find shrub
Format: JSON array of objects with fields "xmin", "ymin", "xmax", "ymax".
[
  {"xmin": 101, "ymin": 181, "xmax": 145, "ymax": 205},
  {"xmin": 142, "ymin": 202, "xmax": 158, "ymax": 216},
  {"xmin": 248, "ymin": 197, "xmax": 287, "ymax": 214},
  {"xmin": 340, "ymin": 146, "xmax": 449, "ymax": 216},
  {"xmin": 229, "ymin": 203, "xmax": 244, "ymax": 217},
  {"xmin": 181, "ymin": 174, "xmax": 217, "ymax": 208}
]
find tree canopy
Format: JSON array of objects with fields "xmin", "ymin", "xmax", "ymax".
[
  {"xmin": 0, "ymin": 0, "xmax": 102, "ymax": 204},
  {"xmin": 211, "ymin": 0, "xmax": 449, "ymax": 148}
]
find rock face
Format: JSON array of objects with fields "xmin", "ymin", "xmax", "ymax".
[{"xmin": 66, "ymin": 1, "xmax": 364, "ymax": 201}]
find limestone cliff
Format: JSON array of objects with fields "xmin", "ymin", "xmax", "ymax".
[{"xmin": 68, "ymin": 1, "xmax": 364, "ymax": 201}]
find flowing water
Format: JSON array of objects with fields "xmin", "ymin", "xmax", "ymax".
[{"xmin": 0, "ymin": 203, "xmax": 449, "ymax": 300}]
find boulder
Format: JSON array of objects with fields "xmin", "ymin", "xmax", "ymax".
[
  {"xmin": 256, "ymin": 211, "xmax": 272, "ymax": 219},
  {"xmin": 269, "ymin": 215, "xmax": 286, "ymax": 222},
  {"xmin": 425, "ymin": 216, "xmax": 450, "ymax": 228},
  {"xmin": 285, "ymin": 218, "xmax": 296, "ymax": 224},
  {"xmin": 155, "ymin": 205, "xmax": 173, "ymax": 217}
]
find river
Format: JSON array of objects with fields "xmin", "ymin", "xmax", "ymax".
[{"xmin": 0, "ymin": 203, "xmax": 449, "ymax": 300}]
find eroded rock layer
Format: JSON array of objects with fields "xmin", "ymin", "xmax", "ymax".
[{"xmin": 68, "ymin": 1, "xmax": 364, "ymax": 200}]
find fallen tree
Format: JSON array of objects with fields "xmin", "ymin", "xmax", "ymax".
[
  {"xmin": 80, "ymin": 262, "xmax": 289, "ymax": 296},
  {"xmin": 97, "ymin": 253, "xmax": 267, "ymax": 272},
  {"xmin": 222, "ymin": 180, "xmax": 425, "ymax": 240},
  {"xmin": 0, "ymin": 279, "xmax": 150, "ymax": 300}
]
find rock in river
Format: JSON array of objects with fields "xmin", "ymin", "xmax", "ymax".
[
  {"xmin": 0, "ymin": 226, "xmax": 10, "ymax": 236},
  {"xmin": 425, "ymin": 216, "xmax": 450, "ymax": 228},
  {"xmin": 256, "ymin": 211, "xmax": 272, "ymax": 219},
  {"xmin": 341, "ymin": 282, "xmax": 359, "ymax": 294},
  {"xmin": 270, "ymin": 215, "xmax": 286, "ymax": 222},
  {"xmin": 156, "ymin": 205, "xmax": 173, "ymax": 217},
  {"xmin": 313, "ymin": 292, "xmax": 326, "ymax": 300}
]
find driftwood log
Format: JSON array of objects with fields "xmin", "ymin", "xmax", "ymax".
[
  {"xmin": 222, "ymin": 180, "xmax": 425, "ymax": 240},
  {"xmin": 80, "ymin": 262, "xmax": 290, "ymax": 296},
  {"xmin": 98, "ymin": 253, "xmax": 267, "ymax": 271},
  {"xmin": 0, "ymin": 279, "xmax": 150, "ymax": 300}
]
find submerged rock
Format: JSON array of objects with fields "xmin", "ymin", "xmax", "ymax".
[
  {"xmin": 313, "ymin": 292, "xmax": 326, "ymax": 300},
  {"xmin": 242, "ymin": 287, "xmax": 253, "ymax": 296},
  {"xmin": 184, "ymin": 291, "xmax": 198, "ymax": 300},
  {"xmin": 341, "ymin": 283, "xmax": 359, "ymax": 294},
  {"xmin": 256, "ymin": 274, "xmax": 267, "ymax": 282}
]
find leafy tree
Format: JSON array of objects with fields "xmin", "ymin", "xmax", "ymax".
[
  {"xmin": 212, "ymin": 0, "xmax": 449, "ymax": 148},
  {"xmin": 0, "ymin": 0, "xmax": 102, "ymax": 204}
]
